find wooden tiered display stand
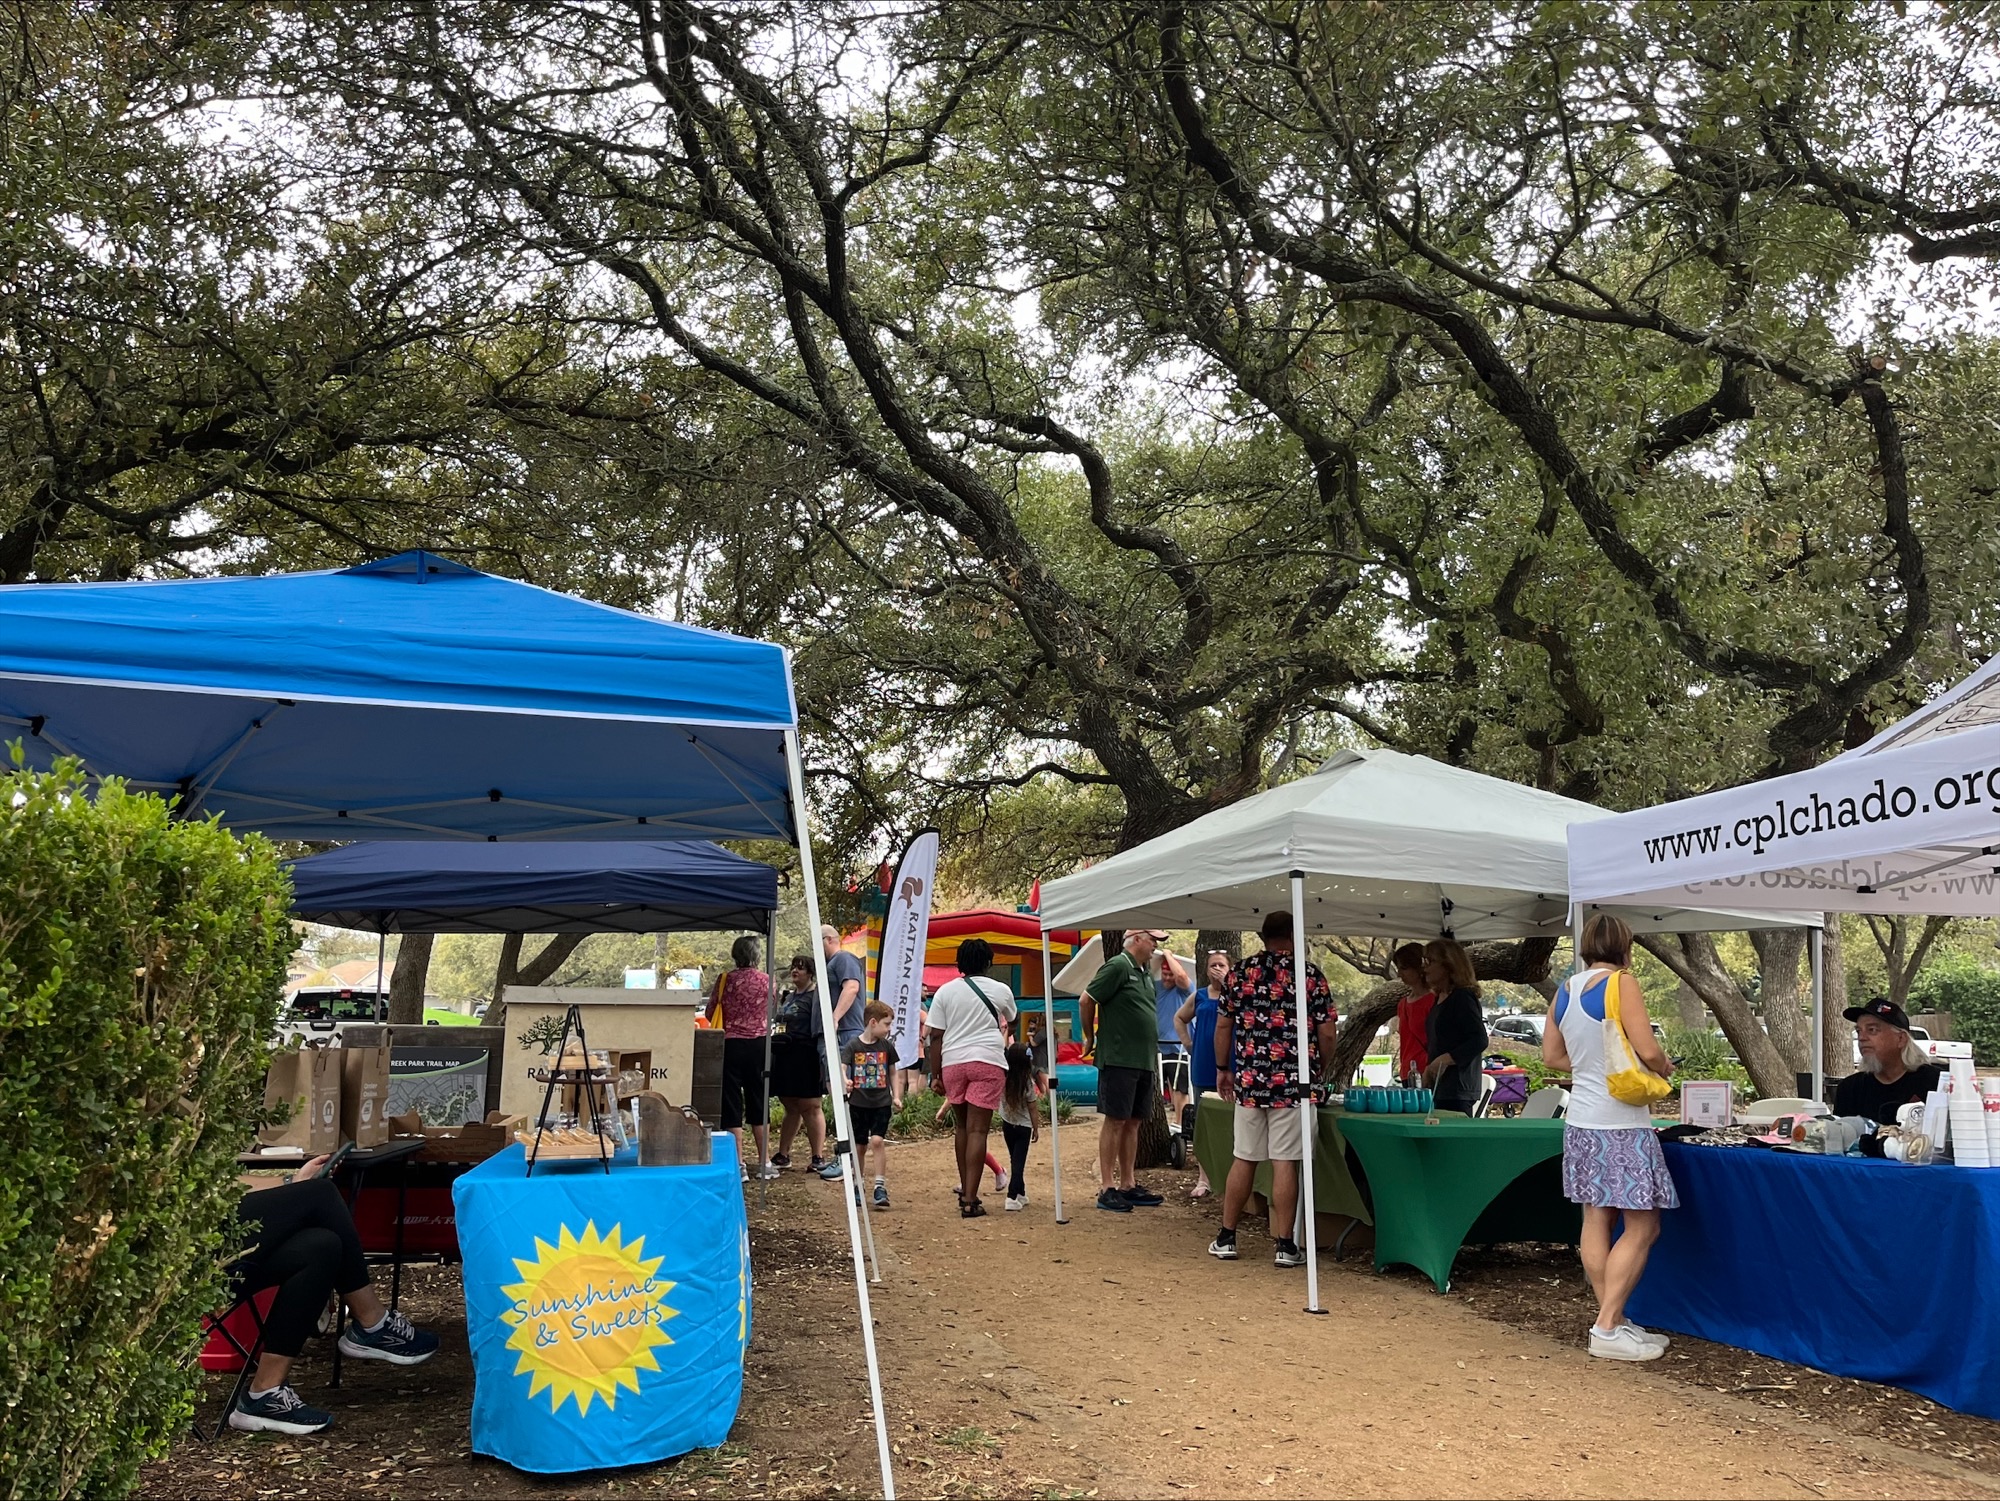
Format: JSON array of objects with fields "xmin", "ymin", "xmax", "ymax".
[{"xmin": 519, "ymin": 1004, "xmax": 615, "ymax": 1175}]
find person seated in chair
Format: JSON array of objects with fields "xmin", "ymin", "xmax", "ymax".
[
  {"xmin": 228, "ymin": 1155, "xmax": 440, "ymax": 1434},
  {"xmin": 1832, "ymin": 997, "xmax": 1941, "ymax": 1127}
]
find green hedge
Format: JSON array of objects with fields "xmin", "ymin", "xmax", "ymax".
[
  {"xmin": 1912, "ymin": 953, "xmax": 2000, "ymax": 1068},
  {"xmin": 0, "ymin": 762, "xmax": 293, "ymax": 1498}
]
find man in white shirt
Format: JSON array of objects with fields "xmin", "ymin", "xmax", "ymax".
[{"xmin": 925, "ymin": 938, "xmax": 1017, "ymax": 1218}]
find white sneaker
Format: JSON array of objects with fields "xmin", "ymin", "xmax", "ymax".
[
  {"xmin": 1620, "ymin": 1321, "xmax": 1670, "ymax": 1351},
  {"xmin": 1589, "ymin": 1324, "xmax": 1664, "ymax": 1362},
  {"xmin": 1004, "ymin": 1195, "xmax": 1028, "ymax": 1211},
  {"xmin": 755, "ymin": 1163, "xmax": 783, "ymax": 1180}
]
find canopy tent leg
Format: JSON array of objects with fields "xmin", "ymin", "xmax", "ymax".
[
  {"xmin": 1810, "ymin": 924, "xmax": 1826, "ymax": 1106},
  {"xmin": 783, "ymin": 729, "xmax": 896, "ymax": 1500},
  {"xmin": 1289, "ymin": 871, "xmax": 1324, "ymax": 1316},
  {"xmin": 1040, "ymin": 932, "xmax": 1067, "ymax": 1224},
  {"xmin": 759, "ymin": 910, "xmax": 778, "ymax": 1213},
  {"xmin": 375, "ymin": 931, "xmax": 387, "ymax": 1020}
]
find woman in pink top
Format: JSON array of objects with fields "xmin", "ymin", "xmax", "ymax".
[{"xmin": 711, "ymin": 935, "xmax": 776, "ymax": 1181}]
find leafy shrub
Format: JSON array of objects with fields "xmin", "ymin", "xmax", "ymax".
[
  {"xmin": 1912, "ymin": 952, "xmax": 2000, "ymax": 1067},
  {"xmin": 0, "ymin": 762, "xmax": 293, "ymax": 1498}
]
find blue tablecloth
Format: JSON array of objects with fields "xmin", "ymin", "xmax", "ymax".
[
  {"xmin": 452, "ymin": 1136, "xmax": 750, "ymax": 1473},
  {"xmin": 1630, "ymin": 1142, "xmax": 2000, "ymax": 1420}
]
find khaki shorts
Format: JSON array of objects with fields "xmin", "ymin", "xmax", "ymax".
[{"xmin": 1233, "ymin": 1102, "xmax": 1305, "ymax": 1162}]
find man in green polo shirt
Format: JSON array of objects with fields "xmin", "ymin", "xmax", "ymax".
[{"xmin": 1083, "ymin": 928, "xmax": 1167, "ymax": 1213}]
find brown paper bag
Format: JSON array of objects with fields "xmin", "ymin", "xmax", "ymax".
[
  {"xmin": 339, "ymin": 1045, "xmax": 391, "ymax": 1148},
  {"xmin": 261, "ymin": 1048, "xmax": 341, "ymax": 1153}
]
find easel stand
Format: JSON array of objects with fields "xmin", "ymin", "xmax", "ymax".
[{"xmin": 525, "ymin": 1004, "xmax": 614, "ymax": 1176}]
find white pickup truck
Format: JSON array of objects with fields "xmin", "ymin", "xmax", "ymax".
[{"xmin": 1851, "ymin": 1025, "xmax": 1974, "ymax": 1067}]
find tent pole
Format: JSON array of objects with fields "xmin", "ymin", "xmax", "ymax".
[
  {"xmin": 375, "ymin": 931, "xmax": 387, "ymax": 1021},
  {"xmin": 1040, "ymin": 931, "xmax": 1067, "ymax": 1224},
  {"xmin": 1810, "ymin": 923, "xmax": 1826, "ymax": 1106},
  {"xmin": 760, "ymin": 911, "xmax": 778, "ymax": 1212},
  {"xmin": 1289, "ymin": 871, "xmax": 1324, "ymax": 1316},
  {"xmin": 783, "ymin": 729, "xmax": 896, "ymax": 1500}
]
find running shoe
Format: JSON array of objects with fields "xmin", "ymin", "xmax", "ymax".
[
  {"xmin": 338, "ymin": 1309, "xmax": 440, "ymax": 1366},
  {"xmin": 1273, "ymin": 1239, "xmax": 1306, "ymax": 1268},
  {"xmin": 229, "ymin": 1385, "xmax": 333, "ymax": 1435},
  {"xmin": 1207, "ymin": 1233, "xmax": 1240, "ymax": 1261},
  {"xmin": 1122, "ymin": 1184, "xmax": 1164, "ymax": 1206},
  {"xmin": 1095, "ymin": 1187, "xmax": 1131, "ymax": 1214}
]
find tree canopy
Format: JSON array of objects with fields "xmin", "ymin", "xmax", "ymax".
[{"xmin": 12, "ymin": 1, "xmax": 2000, "ymax": 1086}]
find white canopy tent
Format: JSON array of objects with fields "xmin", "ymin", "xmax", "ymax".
[
  {"xmin": 1039, "ymin": 748, "xmax": 1812, "ymax": 1310},
  {"xmin": 1569, "ymin": 661, "xmax": 2000, "ymax": 921},
  {"xmin": 1569, "ymin": 654, "xmax": 2000, "ymax": 1112}
]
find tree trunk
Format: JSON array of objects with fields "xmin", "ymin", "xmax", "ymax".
[
  {"xmin": 1674, "ymin": 978, "xmax": 1708, "ymax": 1030},
  {"xmin": 1196, "ymin": 928, "xmax": 1242, "ymax": 966},
  {"xmin": 1750, "ymin": 928, "xmax": 1810, "ymax": 1073},
  {"xmin": 1135, "ymin": 1087, "xmax": 1174, "ymax": 1168},
  {"xmin": 1865, "ymin": 914, "xmax": 1951, "ymax": 1009},
  {"xmin": 387, "ymin": 931, "xmax": 434, "ymax": 1026},
  {"xmin": 1821, "ymin": 918, "xmax": 1854, "ymax": 1089},
  {"xmin": 489, "ymin": 932, "xmax": 590, "ymax": 1036},
  {"xmin": 1638, "ymin": 933, "xmax": 1796, "ymax": 1098}
]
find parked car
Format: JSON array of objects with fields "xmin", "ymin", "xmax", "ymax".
[
  {"xmin": 276, "ymin": 985, "xmax": 386, "ymax": 1045},
  {"xmin": 1489, "ymin": 1013, "xmax": 1546, "ymax": 1045},
  {"xmin": 1850, "ymin": 1024, "xmax": 1973, "ymax": 1067}
]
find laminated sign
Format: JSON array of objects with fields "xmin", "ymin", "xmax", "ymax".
[{"xmin": 453, "ymin": 1140, "xmax": 749, "ymax": 1474}]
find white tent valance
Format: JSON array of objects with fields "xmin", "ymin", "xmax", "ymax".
[
  {"xmin": 1040, "ymin": 748, "xmax": 1814, "ymax": 939},
  {"xmin": 1568, "ymin": 709, "xmax": 2000, "ymax": 916}
]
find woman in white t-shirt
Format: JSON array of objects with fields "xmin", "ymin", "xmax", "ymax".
[
  {"xmin": 924, "ymin": 938, "xmax": 1017, "ymax": 1218},
  {"xmin": 1544, "ymin": 913, "xmax": 1678, "ymax": 1363}
]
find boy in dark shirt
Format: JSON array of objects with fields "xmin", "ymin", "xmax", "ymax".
[
  {"xmin": 1832, "ymin": 998, "xmax": 1942, "ymax": 1126},
  {"xmin": 843, "ymin": 1000, "xmax": 901, "ymax": 1210}
]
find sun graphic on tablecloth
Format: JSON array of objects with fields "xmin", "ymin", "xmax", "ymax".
[{"xmin": 499, "ymin": 1221, "xmax": 677, "ymax": 1416}]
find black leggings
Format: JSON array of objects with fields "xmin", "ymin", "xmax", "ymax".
[
  {"xmin": 1001, "ymin": 1121, "xmax": 1032, "ymax": 1197},
  {"xmin": 233, "ymin": 1177, "xmax": 371, "ymax": 1358}
]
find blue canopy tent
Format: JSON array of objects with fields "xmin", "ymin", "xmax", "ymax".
[
  {"xmin": 0, "ymin": 551, "xmax": 793, "ymax": 841},
  {"xmin": 0, "ymin": 552, "xmax": 895, "ymax": 1495},
  {"xmin": 286, "ymin": 840, "xmax": 779, "ymax": 934}
]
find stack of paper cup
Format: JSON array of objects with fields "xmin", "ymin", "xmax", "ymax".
[
  {"xmin": 1982, "ymin": 1078, "xmax": 2000, "ymax": 1164},
  {"xmin": 1952, "ymin": 1076, "xmax": 1991, "ymax": 1166},
  {"xmin": 1952, "ymin": 1056, "xmax": 1979, "ymax": 1093}
]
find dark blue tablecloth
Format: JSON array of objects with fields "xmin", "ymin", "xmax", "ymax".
[{"xmin": 1629, "ymin": 1142, "xmax": 2000, "ymax": 1419}]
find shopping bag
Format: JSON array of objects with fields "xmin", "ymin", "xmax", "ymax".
[
  {"xmin": 1602, "ymin": 970, "xmax": 1671, "ymax": 1108},
  {"xmin": 260, "ymin": 1048, "xmax": 341, "ymax": 1152},
  {"xmin": 340, "ymin": 1044, "xmax": 392, "ymax": 1147}
]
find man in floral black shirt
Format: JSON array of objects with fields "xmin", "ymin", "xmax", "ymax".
[{"xmin": 1208, "ymin": 910, "xmax": 1337, "ymax": 1268}]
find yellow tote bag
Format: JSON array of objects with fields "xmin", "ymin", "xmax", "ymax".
[{"xmin": 1602, "ymin": 969, "xmax": 1672, "ymax": 1108}]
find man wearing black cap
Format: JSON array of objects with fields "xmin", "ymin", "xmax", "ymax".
[{"xmin": 1832, "ymin": 998, "xmax": 1942, "ymax": 1126}]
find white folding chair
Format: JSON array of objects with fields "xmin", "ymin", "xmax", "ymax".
[
  {"xmin": 1521, "ymin": 1085, "xmax": 1569, "ymax": 1120},
  {"xmin": 1470, "ymin": 1072, "xmax": 1499, "ymax": 1118}
]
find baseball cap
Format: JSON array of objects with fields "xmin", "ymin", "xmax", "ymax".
[{"xmin": 1842, "ymin": 996, "xmax": 1911, "ymax": 1030}]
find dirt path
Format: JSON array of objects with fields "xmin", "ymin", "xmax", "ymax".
[
  {"xmin": 142, "ymin": 1118, "xmax": 1999, "ymax": 1500},
  {"xmin": 833, "ymin": 1114, "xmax": 1997, "ymax": 1500}
]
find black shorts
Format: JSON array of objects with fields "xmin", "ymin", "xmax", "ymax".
[
  {"xmin": 720, "ymin": 1036, "xmax": 770, "ymax": 1129},
  {"xmin": 1097, "ymin": 1064, "xmax": 1155, "ymax": 1121},
  {"xmin": 850, "ymin": 1104, "xmax": 893, "ymax": 1143}
]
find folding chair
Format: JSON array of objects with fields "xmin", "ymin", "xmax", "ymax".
[
  {"xmin": 190, "ymin": 1288, "xmax": 274, "ymax": 1441},
  {"xmin": 1520, "ymin": 1085, "xmax": 1570, "ymax": 1120},
  {"xmin": 1470, "ymin": 1072, "xmax": 1499, "ymax": 1118}
]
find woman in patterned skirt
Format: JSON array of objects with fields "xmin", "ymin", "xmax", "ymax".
[{"xmin": 1544, "ymin": 913, "xmax": 1678, "ymax": 1362}]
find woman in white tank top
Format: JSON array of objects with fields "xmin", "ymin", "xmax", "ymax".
[{"xmin": 1543, "ymin": 913, "xmax": 1678, "ymax": 1363}]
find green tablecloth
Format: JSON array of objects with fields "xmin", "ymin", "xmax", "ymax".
[
  {"xmin": 1192, "ymin": 1095, "xmax": 1372, "ymax": 1228},
  {"xmin": 1337, "ymin": 1114, "xmax": 1580, "ymax": 1292}
]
